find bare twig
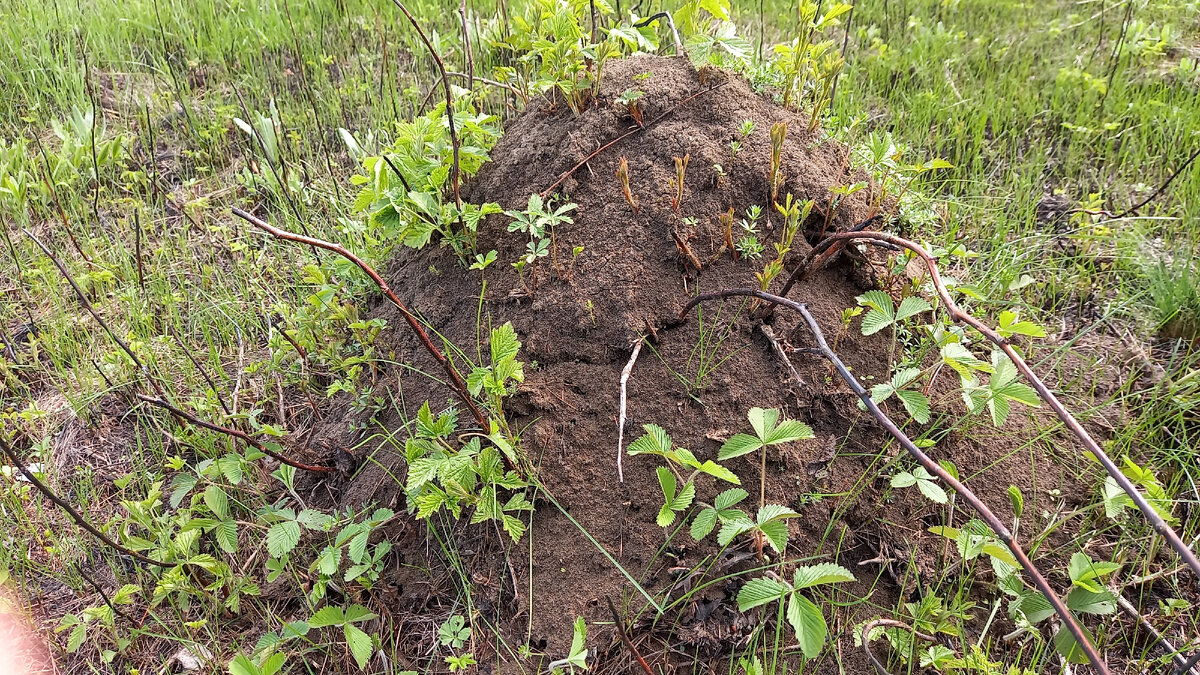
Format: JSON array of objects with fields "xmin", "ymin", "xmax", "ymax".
[
  {"xmin": 0, "ymin": 437, "xmax": 170, "ymax": 567},
  {"xmin": 606, "ymin": 597, "xmax": 655, "ymax": 675},
  {"xmin": 73, "ymin": 562, "xmax": 136, "ymax": 624},
  {"xmin": 232, "ymin": 208, "xmax": 491, "ymax": 434},
  {"xmin": 24, "ymin": 229, "xmax": 147, "ymax": 374},
  {"xmin": 459, "ymin": 0, "xmax": 474, "ymax": 91},
  {"xmin": 136, "ymin": 394, "xmax": 333, "ymax": 473},
  {"xmin": 446, "ymin": 71, "xmax": 528, "ymax": 104},
  {"xmin": 680, "ymin": 288, "xmax": 1110, "ymax": 675},
  {"xmin": 168, "ymin": 326, "xmax": 232, "ymax": 416},
  {"xmin": 785, "ymin": 230, "xmax": 1200, "ymax": 582},
  {"xmin": 540, "ymin": 82, "xmax": 728, "ymax": 199},
  {"xmin": 389, "ymin": 0, "xmax": 462, "ymax": 208},
  {"xmin": 617, "ymin": 337, "xmax": 645, "ymax": 484},
  {"xmin": 760, "ymin": 324, "xmax": 806, "ymax": 390},
  {"xmin": 859, "ymin": 619, "xmax": 937, "ymax": 675},
  {"xmin": 1115, "ymin": 593, "xmax": 1200, "ymax": 675},
  {"xmin": 1112, "ymin": 145, "xmax": 1200, "ymax": 219}
]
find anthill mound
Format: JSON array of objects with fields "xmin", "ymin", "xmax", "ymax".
[{"xmin": 331, "ymin": 56, "xmax": 1092, "ymax": 671}]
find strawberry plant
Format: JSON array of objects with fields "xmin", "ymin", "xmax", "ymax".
[
  {"xmin": 736, "ymin": 563, "xmax": 856, "ymax": 657},
  {"xmin": 627, "ymin": 424, "xmax": 739, "ymax": 528},
  {"xmin": 719, "ymin": 407, "xmax": 814, "ymax": 507}
]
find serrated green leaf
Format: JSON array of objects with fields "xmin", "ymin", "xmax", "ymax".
[
  {"xmin": 765, "ymin": 419, "xmax": 814, "ymax": 445},
  {"xmin": 895, "ymin": 297, "xmax": 932, "ymax": 322},
  {"xmin": 856, "ymin": 290, "xmax": 894, "ymax": 315},
  {"xmin": 747, "ymin": 407, "xmax": 777, "ymax": 440},
  {"xmin": 345, "ymin": 624, "xmax": 374, "ymax": 669},
  {"xmin": 567, "ymin": 616, "xmax": 588, "ymax": 669},
  {"xmin": 309, "ymin": 605, "xmax": 345, "ymax": 627},
  {"xmin": 266, "ymin": 521, "xmax": 301, "ymax": 558},
  {"xmin": 203, "ymin": 485, "xmax": 229, "ymax": 519},
  {"xmin": 719, "ymin": 433, "xmax": 762, "ymax": 460},
  {"xmin": 916, "ymin": 476, "xmax": 948, "ymax": 504},
  {"xmin": 694, "ymin": 460, "xmax": 741, "ymax": 484},
  {"xmin": 895, "ymin": 389, "xmax": 931, "ymax": 424},
  {"xmin": 629, "ymin": 424, "xmax": 672, "ymax": 456},
  {"xmin": 759, "ymin": 519, "xmax": 789, "ymax": 554},
  {"xmin": 789, "ymin": 593, "xmax": 828, "ymax": 658},
  {"xmin": 691, "ymin": 508, "xmax": 718, "ymax": 540},
  {"xmin": 736, "ymin": 577, "xmax": 790, "ymax": 610},
  {"xmin": 891, "ymin": 471, "xmax": 917, "ymax": 488},
  {"xmin": 757, "ymin": 504, "xmax": 798, "ymax": 523},
  {"xmin": 214, "ymin": 519, "xmax": 238, "ymax": 554},
  {"xmin": 860, "ymin": 309, "xmax": 893, "ymax": 336},
  {"xmin": 792, "ymin": 563, "xmax": 856, "ymax": 589},
  {"xmin": 715, "ymin": 488, "xmax": 749, "ymax": 510},
  {"xmin": 229, "ymin": 654, "xmax": 258, "ymax": 675},
  {"xmin": 1065, "ymin": 587, "xmax": 1116, "ymax": 615}
]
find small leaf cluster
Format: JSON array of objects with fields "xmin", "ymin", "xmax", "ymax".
[{"xmin": 628, "ymin": 424, "xmax": 739, "ymax": 527}]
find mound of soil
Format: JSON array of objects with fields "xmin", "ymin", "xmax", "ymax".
[{"xmin": 336, "ymin": 56, "xmax": 1092, "ymax": 671}]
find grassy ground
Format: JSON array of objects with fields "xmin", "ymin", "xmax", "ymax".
[{"xmin": 1, "ymin": 0, "xmax": 1198, "ymax": 673}]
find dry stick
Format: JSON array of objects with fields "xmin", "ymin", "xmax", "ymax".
[
  {"xmin": 231, "ymin": 208, "xmax": 491, "ymax": 434},
  {"xmin": 136, "ymin": 394, "xmax": 333, "ymax": 473},
  {"xmin": 167, "ymin": 326, "xmax": 232, "ymax": 416},
  {"xmin": 859, "ymin": 619, "xmax": 938, "ymax": 675},
  {"xmin": 760, "ymin": 324, "xmax": 806, "ymax": 389},
  {"xmin": 784, "ymin": 230, "xmax": 1200, "ymax": 581},
  {"xmin": 606, "ymin": 597, "xmax": 655, "ymax": 675},
  {"xmin": 389, "ymin": 0, "xmax": 462, "ymax": 208},
  {"xmin": 0, "ymin": 437, "xmax": 170, "ymax": 568},
  {"xmin": 540, "ymin": 82, "xmax": 728, "ymax": 199},
  {"xmin": 24, "ymin": 229, "xmax": 147, "ymax": 374},
  {"xmin": 617, "ymin": 337, "xmax": 645, "ymax": 484},
  {"xmin": 458, "ymin": 0, "xmax": 474, "ymax": 91},
  {"xmin": 1115, "ymin": 594, "xmax": 1200, "ymax": 675},
  {"xmin": 680, "ymin": 288, "xmax": 1110, "ymax": 675},
  {"xmin": 73, "ymin": 562, "xmax": 136, "ymax": 624},
  {"xmin": 446, "ymin": 71, "xmax": 528, "ymax": 104},
  {"xmin": 1112, "ymin": 145, "xmax": 1200, "ymax": 219}
]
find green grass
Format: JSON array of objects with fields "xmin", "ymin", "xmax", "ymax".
[{"xmin": 2, "ymin": 0, "xmax": 1199, "ymax": 672}]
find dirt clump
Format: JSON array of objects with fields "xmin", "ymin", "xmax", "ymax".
[{"xmin": 340, "ymin": 55, "xmax": 1094, "ymax": 671}]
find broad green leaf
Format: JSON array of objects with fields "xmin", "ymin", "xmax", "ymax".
[
  {"xmin": 860, "ymin": 310, "xmax": 893, "ymax": 336},
  {"xmin": 214, "ymin": 519, "xmax": 239, "ymax": 554},
  {"xmin": 894, "ymin": 297, "xmax": 932, "ymax": 322},
  {"xmin": 260, "ymin": 652, "xmax": 288, "ymax": 675},
  {"xmin": 1053, "ymin": 623, "xmax": 1096, "ymax": 664},
  {"xmin": 759, "ymin": 519, "xmax": 790, "ymax": 554},
  {"xmin": 915, "ymin": 476, "xmax": 948, "ymax": 504},
  {"xmin": 266, "ymin": 521, "xmax": 301, "ymax": 559},
  {"xmin": 891, "ymin": 471, "xmax": 917, "ymax": 488},
  {"xmin": 856, "ymin": 290, "xmax": 894, "ymax": 315},
  {"xmin": 757, "ymin": 504, "xmax": 798, "ymax": 523},
  {"xmin": 765, "ymin": 420, "xmax": 814, "ymax": 445},
  {"xmin": 789, "ymin": 593, "xmax": 828, "ymax": 658},
  {"xmin": 896, "ymin": 389, "xmax": 931, "ymax": 424},
  {"xmin": 997, "ymin": 311, "xmax": 1046, "ymax": 338},
  {"xmin": 736, "ymin": 577, "xmax": 790, "ymax": 610},
  {"xmin": 490, "ymin": 322, "xmax": 521, "ymax": 363},
  {"xmin": 657, "ymin": 467, "xmax": 676, "ymax": 502},
  {"xmin": 691, "ymin": 508, "xmax": 718, "ymax": 540},
  {"xmin": 345, "ymin": 624, "xmax": 374, "ymax": 669},
  {"xmin": 694, "ymin": 460, "xmax": 740, "ymax": 484},
  {"xmin": 567, "ymin": 616, "xmax": 588, "ymax": 669},
  {"xmin": 670, "ymin": 480, "xmax": 696, "ymax": 512},
  {"xmin": 1010, "ymin": 591, "xmax": 1054, "ymax": 624},
  {"xmin": 229, "ymin": 654, "xmax": 259, "ymax": 675},
  {"xmin": 792, "ymin": 563, "xmax": 856, "ymax": 589},
  {"xmin": 1065, "ymin": 588, "xmax": 1116, "ymax": 615},
  {"xmin": 747, "ymin": 407, "xmax": 778, "ymax": 440},
  {"xmin": 629, "ymin": 425, "xmax": 672, "ymax": 456},
  {"xmin": 203, "ymin": 485, "xmax": 228, "ymax": 519},
  {"xmin": 309, "ymin": 606, "xmax": 345, "ymax": 628},
  {"xmin": 719, "ymin": 433, "xmax": 762, "ymax": 460},
  {"xmin": 714, "ymin": 488, "xmax": 749, "ymax": 510}
]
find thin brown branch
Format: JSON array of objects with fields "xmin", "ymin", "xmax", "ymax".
[
  {"xmin": 680, "ymin": 288, "xmax": 1110, "ymax": 675},
  {"xmin": 540, "ymin": 82, "xmax": 728, "ymax": 199},
  {"xmin": 1115, "ymin": 593, "xmax": 1200, "ymax": 675},
  {"xmin": 389, "ymin": 0, "xmax": 462, "ymax": 208},
  {"xmin": 136, "ymin": 394, "xmax": 334, "ymax": 473},
  {"xmin": 458, "ymin": 0, "xmax": 474, "ymax": 91},
  {"xmin": 787, "ymin": 230, "xmax": 1200, "ymax": 582},
  {"xmin": 606, "ymin": 597, "xmax": 654, "ymax": 675},
  {"xmin": 231, "ymin": 208, "xmax": 491, "ymax": 434},
  {"xmin": 73, "ymin": 562, "xmax": 136, "ymax": 624},
  {"xmin": 446, "ymin": 71, "xmax": 528, "ymax": 104},
  {"xmin": 24, "ymin": 229, "xmax": 147, "ymax": 373},
  {"xmin": 0, "ymin": 437, "xmax": 171, "ymax": 567},
  {"xmin": 1112, "ymin": 145, "xmax": 1200, "ymax": 219}
]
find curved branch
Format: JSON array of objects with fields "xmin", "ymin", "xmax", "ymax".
[
  {"xmin": 136, "ymin": 395, "xmax": 333, "ymax": 473},
  {"xmin": 0, "ymin": 437, "xmax": 171, "ymax": 567},
  {"xmin": 231, "ymin": 208, "xmax": 491, "ymax": 435},
  {"xmin": 680, "ymin": 288, "xmax": 1110, "ymax": 675},
  {"xmin": 784, "ymin": 230, "xmax": 1200, "ymax": 581}
]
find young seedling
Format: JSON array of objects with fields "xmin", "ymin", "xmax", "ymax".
[
  {"xmin": 769, "ymin": 122, "xmax": 787, "ymax": 204},
  {"xmin": 616, "ymin": 156, "xmax": 638, "ymax": 214},
  {"xmin": 737, "ymin": 563, "xmax": 856, "ymax": 658},
  {"xmin": 671, "ymin": 153, "xmax": 690, "ymax": 213},
  {"xmin": 627, "ymin": 424, "xmax": 739, "ymax": 528},
  {"xmin": 757, "ymin": 195, "xmax": 814, "ymax": 293},
  {"xmin": 719, "ymin": 207, "xmax": 737, "ymax": 260},
  {"xmin": 719, "ymin": 407, "xmax": 814, "ymax": 507},
  {"xmin": 891, "ymin": 465, "xmax": 947, "ymax": 503},
  {"xmin": 735, "ymin": 204, "xmax": 764, "ymax": 259},
  {"xmin": 615, "ymin": 88, "xmax": 644, "ymax": 127}
]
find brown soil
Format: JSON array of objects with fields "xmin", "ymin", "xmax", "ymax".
[{"xmin": 323, "ymin": 55, "xmax": 1105, "ymax": 673}]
